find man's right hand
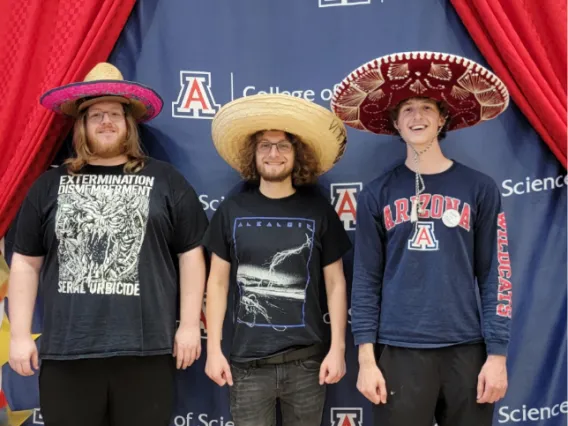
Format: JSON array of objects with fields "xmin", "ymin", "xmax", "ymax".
[
  {"xmin": 357, "ymin": 361, "xmax": 388, "ymax": 404},
  {"xmin": 205, "ymin": 349, "xmax": 233, "ymax": 387},
  {"xmin": 357, "ymin": 343, "xmax": 388, "ymax": 404},
  {"xmin": 9, "ymin": 335, "xmax": 38, "ymax": 376}
]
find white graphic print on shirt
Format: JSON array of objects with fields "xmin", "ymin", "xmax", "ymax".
[
  {"xmin": 234, "ymin": 217, "xmax": 315, "ymax": 331},
  {"xmin": 54, "ymin": 174, "xmax": 155, "ymax": 296}
]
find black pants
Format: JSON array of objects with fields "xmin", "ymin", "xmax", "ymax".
[
  {"xmin": 39, "ymin": 355, "xmax": 175, "ymax": 426},
  {"xmin": 373, "ymin": 343, "xmax": 494, "ymax": 426}
]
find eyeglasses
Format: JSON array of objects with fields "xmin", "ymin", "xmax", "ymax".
[
  {"xmin": 87, "ymin": 111, "xmax": 125, "ymax": 123},
  {"xmin": 257, "ymin": 141, "xmax": 293, "ymax": 154}
]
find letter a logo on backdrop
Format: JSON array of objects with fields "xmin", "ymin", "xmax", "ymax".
[
  {"xmin": 172, "ymin": 71, "xmax": 220, "ymax": 119},
  {"xmin": 331, "ymin": 183, "xmax": 362, "ymax": 231},
  {"xmin": 33, "ymin": 409, "xmax": 44, "ymax": 424},
  {"xmin": 331, "ymin": 407, "xmax": 363, "ymax": 426},
  {"xmin": 319, "ymin": 0, "xmax": 371, "ymax": 7}
]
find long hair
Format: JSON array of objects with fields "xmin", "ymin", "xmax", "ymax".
[
  {"xmin": 238, "ymin": 131, "xmax": 321, "ymax": 186},
  {"xmin": 64, "ymin": 105, "xmax": 146, "ymax": 174}
]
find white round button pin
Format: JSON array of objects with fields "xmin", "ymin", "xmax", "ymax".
[{"xmin": 442, "ymin": 209, "xmax": 461, "ymax": 228}]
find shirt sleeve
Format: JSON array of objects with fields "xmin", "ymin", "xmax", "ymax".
[
  {"xmin": 171, "ymin": 184, "xmax": 210, "ymax": 254},
  {"xmin": 351, "ymin": 187, "xmax": 386, "ymax": 346},
  {"xmin": 320, "ymin": 201, "xmax": 352, "ymax": 267},
  {"xmin": 13, "ymin": 180, "xmax": 47, "ymax": 257},
  {"xmin": 201, "ymin": 201, "xmax": 231, "ymax": 262},
  {"xmin": 474, "ymin": 180, "xmax": 512, "ymax": 356}
]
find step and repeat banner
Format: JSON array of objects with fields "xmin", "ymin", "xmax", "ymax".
[{"xmin": 1, "ymin": 0, "xmax": 566, "ymax": 425}]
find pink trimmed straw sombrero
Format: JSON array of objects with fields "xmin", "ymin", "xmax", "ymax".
[
  {"xmin": 40, "ymin": 62, "xmax": 163, "ymax": 122},
  {"xmin": 331, "ymin": 51, "xmax": 509, "ymax": 135}
]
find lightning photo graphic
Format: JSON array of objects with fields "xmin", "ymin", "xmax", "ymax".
[{"xmin": 234, "ymin": 217, "xmax": 315, "ymax": 329}]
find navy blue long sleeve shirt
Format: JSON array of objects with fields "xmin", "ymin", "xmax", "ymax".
[{"xmin": 351, "ymin": 162, "xmax": 512, "ymax": 355}]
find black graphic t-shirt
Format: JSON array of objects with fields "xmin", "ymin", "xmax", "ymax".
[
  {"xmin": 13, "ymin": 159, "xmax": 209, "ymax": 360},
  {"xmin": 202, "ymin": 186, "xmax": 352, "ymax": 361}
]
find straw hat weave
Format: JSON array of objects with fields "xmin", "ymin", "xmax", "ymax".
[{"xmin": 212, "ymin": 94, "xmax": 347, "ymax": 175}]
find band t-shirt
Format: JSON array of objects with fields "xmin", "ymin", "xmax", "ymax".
[
  {"xmin": 13, "ymin": 159, "xmax": 209, "ymax": 360},
  {"xmin": 202, "ymin": 186, "xmax": 352, "ymax": 362}
]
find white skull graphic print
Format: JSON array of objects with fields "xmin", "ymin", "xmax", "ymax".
[{"xmin": 54, "ymin": 174, "xmax": 155, "ymax": 296}]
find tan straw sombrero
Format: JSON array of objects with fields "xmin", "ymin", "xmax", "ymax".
[
  {"xmin": 211, "ymin": 94, "xmax": 348, "ymax": 175},
  {"xmin": 40, "ymin": 62, "xmax": 163, "ymax": 122}
]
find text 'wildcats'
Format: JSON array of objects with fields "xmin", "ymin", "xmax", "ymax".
[{"xmin": 496, "ymin": 212, "xmax": 512, "ymax": 319}]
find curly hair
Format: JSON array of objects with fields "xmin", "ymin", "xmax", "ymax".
[
  {"xmin": 389, "ymin": 97, "xmax": 451, "ymax": 141},
  {"xmin": 64, "ymin": 104, "xmax": 146, "ymax": 174},
  {"xmin": 238, "ymin": 130, "xmax": 321, "ymax": 186}
]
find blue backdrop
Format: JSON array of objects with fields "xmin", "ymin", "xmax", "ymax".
[{"xmin": 2, "ymin": 0, "xmax": 567, "ymax": 425}]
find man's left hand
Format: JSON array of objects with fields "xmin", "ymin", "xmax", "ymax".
[
  {"xmin": 173, "ymin": 325, "xmax": 202, "ymax": 370},
  {"xmin": 477, "ymin": 354, "xmax": 508, "ymax": 403},
  {"xmin": 319, "ymin": 347, "xmax": 346, "ymax": 385}
]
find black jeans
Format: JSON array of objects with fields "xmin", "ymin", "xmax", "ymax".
[
  {"xmin": 373, "ymin": 343, "xmax": 494, "ymax": 426},
  {"xmin": 229, "ymin": 355, "xmax": 326, "ymax": 426},
  {"xmin": 39, "ymin": 355, "xmax": 175, "ymax": 426}
]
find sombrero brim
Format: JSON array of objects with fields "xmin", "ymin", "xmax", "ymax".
[
  {"xmin": 331, "ymin": 51, "xmax": 510, "ymax": 135},
  {"xmin": 211, "ymin": 94, "xmax": 348, "ymax": 175},
  {"xmin": 40, "ymin": 80, "xmax": 164, "ymax": 122}
]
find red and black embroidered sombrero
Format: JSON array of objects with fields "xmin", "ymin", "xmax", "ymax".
[{"xmin": 331, "ymin": 51, "xmax": 509, "ymax": 135}]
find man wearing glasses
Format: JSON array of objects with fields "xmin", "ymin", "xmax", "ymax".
[
  {"xmin": 202, "ymin": 94, "xmax": 352, "ymax": 426},
  {"xmin": 8, "ymin": 63, "xmax": 208, "ymax": 426}
]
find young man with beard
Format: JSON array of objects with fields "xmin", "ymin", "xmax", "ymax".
[
  {"xmin": 331, "ymin": 51, "xmax": 513, "ymax": 426},
  {"xmin": 7, "ymin": 63, "xmax": 208, "ymax": 426},
  {"xmin": 203, "ymin": 94, "xmax": 352, "ymax": 426}
]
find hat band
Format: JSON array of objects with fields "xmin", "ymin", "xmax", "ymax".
[{"xmin": 77, "ymin": 95, "xmax": 130, "ymax": 112}]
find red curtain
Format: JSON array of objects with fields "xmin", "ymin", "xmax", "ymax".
[
  {"xmin": 0, "ymin": 0, "xmax": 136, "ymax": 239},
  {"xmin": 450, "ymin": 0, "xmax": 567, "ymax": 169}
]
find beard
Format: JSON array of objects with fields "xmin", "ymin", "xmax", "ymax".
[
  {"xmin": 257, "ymin": 162, "xmax": 294, "ymax": 182},
  {"xmin": 259, "ymin": 170, "xmax": 291, "ymax": 182},
  {"xmin": 87, "ymin": 133, "xmax": 126, "ymax": 159}
]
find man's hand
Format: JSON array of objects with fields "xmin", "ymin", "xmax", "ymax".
[
  {"xmin": 319, "ymin": 347, "xmax": 346, "ymax": 385},
  {"xmin": 173, "ymin": 325, "xmax": 201, "ymax": 369},
  {"xmin": 357, "ymin": 360, "xmax": 387, "ymax": 404},
  {"xmin": 477, "ymin": 354, "xmax": 508, "ymax": 403},
  {"xmin": 9, "ymin": 335, "xmax": 39, "ymax": 376},
  {"xmin": 205, "ymin": 349, "xmax": 233, "ymax": 387}
]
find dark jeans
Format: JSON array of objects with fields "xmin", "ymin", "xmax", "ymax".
[
  {"xmin": 229, "ymin": 355, "xmax": 326, "ymax": 426},
  {"xmin": 39, "ymin": 355, "xmax": 175, "ymax": 426},
  {"xmin": 373, "ymin": 343, "xmax": 494, "ymax": 426}
]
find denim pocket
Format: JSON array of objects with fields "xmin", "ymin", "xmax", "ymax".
[
  {"xmin": 230, "ymin": 363, "xmax": 252, "ymax": 380},
  {"xmin": 298, "ymin": 356, "xmax": 322, "ymax": 372}
]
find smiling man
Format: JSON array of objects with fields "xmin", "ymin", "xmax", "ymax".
[
  {"xmin": 8, "ymin": 63, "xmax": 208, "ymax": 426},
  {"xmin": 332, "ymin": 51, "xmax": 513, "ymax": 426},
  {"xmin": 203, "ymin": 94, "xmax": 352, "ymax": 426}
]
